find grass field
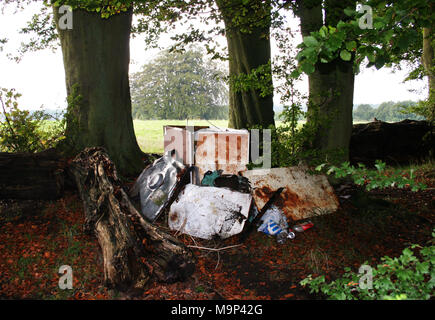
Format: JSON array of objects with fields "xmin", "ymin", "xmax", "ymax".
[
  {"xmin": 133, "ymin": 119, "xmax": 230, "ymax": 154},
  {"xmin": 134, "ymin": 119, "xmax": 288, "ymax": 154},
  {"xmin": 133, "ymin": 119, "xmax": 370, "ymax": 154}
]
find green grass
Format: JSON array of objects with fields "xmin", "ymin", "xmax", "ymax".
[
  {"xmin": 36, "ymin": 118, "xmax": 368, "ymax": 155},
  {"xmin": 134, "ymin": 119, "xmax": 229, "ymax": 154},
  {"xmin": 133, "ymin": 119, "xmax": 370, "ymax": 154}
]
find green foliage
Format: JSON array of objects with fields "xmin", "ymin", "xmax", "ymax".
[
  {"xmin": 316, "ymin": 160, "xmax": 427, "ymax": 192},
  {"xmin": 266, "ymin": 26, "xmax": 312, "ymax": 167},
  {"xmin": 353, "ymin": 104, "xmax": 375, "ymax": 122},
  {"xmin": 231, "ymin": 62, "xmax": 273, "ymax": 98},
  {"xmin": 0, "ymin": 88, "xmax": 65, "ymax": 153},
  {"xmin": 294, "ymin": 0, "xmax": 431, "ymax": 78},
  {"xmin": 353, "ymin": 101, "xmax": 425, "ymax": 122},
  {"xmin": 264, "ymin": 27, "xmax": 349, "ymax": 168},
  {"xmin": 301, "ymin": 233, "xmax": 435, "ymax": 300},
  {"xmin": 400, "ymin": 98, "xmax": 435, "ymax": 123},
  {"xmin": 48, "ymin": 0, "xmax": 132, "ymax": 17},
  {"xmin": 130, "ymin": 46, "xmax": 228, "ymax": 120}
]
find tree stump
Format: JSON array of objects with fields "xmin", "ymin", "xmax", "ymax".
[{"xmin": 71, "ymin": 147, "xmax": 195, "ymax": 293}]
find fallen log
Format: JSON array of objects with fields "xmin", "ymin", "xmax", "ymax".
[
  {"xmin": 71, "ymin": 147, "xmax": 195, "ymax": 293},
  {"xmin": 0, "ymin": 148, "xmax": 65, "ymax": 200},
  {"xmin": 350, "ymin": 119, "xmax": 433, "ymax": 166}
]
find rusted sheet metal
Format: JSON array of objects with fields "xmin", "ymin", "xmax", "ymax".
[
  {"xmin": 168, "ymin": 184, "xmax": 252, "ymax": 240},
  {"xmin": 241, "ymin": 167, "xmax": 339, "ymax": 221},
  {"xmin": 194, "ymin": 128, "xmax": 249, "ymax": 178}
]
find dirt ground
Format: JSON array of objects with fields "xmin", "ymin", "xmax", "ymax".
[{"xmin": 0, "ymin": 169, "xmax": 433, "ymax": 300}]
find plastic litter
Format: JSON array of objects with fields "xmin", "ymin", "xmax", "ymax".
[
  {"xmin": 257, "ymin": 205, "xmax": 290, "ymax": 243},
  {"xmin": 293, "ymin": 221, "xmax": 314, "ymax": 232}
]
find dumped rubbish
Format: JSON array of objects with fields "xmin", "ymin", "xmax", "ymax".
[
  {"xmin": 257, "ymin": 205, "xmax": 292, "ymax": 244},
  {"xmin": 242, "ymin": 167, "xmax": 339, "ymax": 221},
  {"xmin": 194, "ymin": 128, "xmax": 250, "ymax": 178},
  {"xmin": 257, "ymin": 205, "xmax": 288, "ymax": 235},
  {"xmin": 168, "ymin": 184, "xmax": 252, "ymax": 240},
  {"xmin": 201, "ymin": 170, "xmax": 251, "ymax": 193},
  {"xmin": 276, "ymin": 231, "xmax": 292, "ymax": 244},
  {"xmin": 240, "ymin": 188, "xmax": 284, "ymax": 242},
  {"xmin": 132, "ymin": 125, "xmax": 340, "ymax": 242},
  {"xmin": 164, "ymin": 126, "xmax": 250, "ymax": 178},
  {"xmin": 293, "ymin": 221, "xmax": 314, "ymax": 233},
  {"xmin": 201, "ymin": 169, "xmax": 223, "ymax": 186},
  {"xmin": 130, "ymin": 154, "xmax": 186, "ymax": 222}
]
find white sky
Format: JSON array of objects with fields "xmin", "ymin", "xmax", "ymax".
[{"xmin": 0, "ymin": 3, "xmax": 428, "ymax": 111}]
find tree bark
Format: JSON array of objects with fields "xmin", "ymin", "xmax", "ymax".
[
  {"xmin": 53, "ymin": 7, "xmax": 143, "ymax": 176},
  {"xmin": 307, "ymin": 59, "xmax": 355, "ymax": 159},
  {"xmin": 422, "ymin": 27, "xmax": 434, "ymax": 121},
  {"xmin": 71, "ymin": 147, "xmax": 195, "ymax": 292},
  {"xmin": 0, "ymin": 149, "xmax": 64, "ymax": 200},
  {"xmin": 216, "ymin": 0, "xmax": 275, "ymax": 129},
  {"xmin": 296, "ymin": 0, "xmax": 356, "ymax": 161}
]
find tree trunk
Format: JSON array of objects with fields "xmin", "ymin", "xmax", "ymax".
[
  {"xmin": 71, "ymin": 147, "xmax": 195, "ymax": 292},
  {"xmin": 296, "ymin": 0, "xmax": 356, "ymax": 161},
  {"xmin": 0, "ymin": 149, "xmax": 64, "ymax": 200},
  {"xmin": 307, "ymin": 59, "xmax": 355, "ymax": 159},
  {"xmin": 422, "ymin": 27, "xmax": 434, "ymax": 121},
  {"xmin": 216, "ymin": 0, "xmax": 275, "ymax": 129},
  {"xmin": 53, "ymin": 7, "xmax": 143, "ymax": 176}
]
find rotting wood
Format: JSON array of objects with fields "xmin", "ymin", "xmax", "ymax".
[{"xmin": 71, "ymin": 147, "xmax": 195, "ymax": 293}]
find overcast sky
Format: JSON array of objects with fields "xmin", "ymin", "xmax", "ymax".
[{"xmin": 0, "ymin": 2, "xmax": 428, "ymax": 111}]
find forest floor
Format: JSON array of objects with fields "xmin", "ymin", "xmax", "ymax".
[{"xmin": 0, "ymin": 165, "xmax": 433, "ymax": 300}]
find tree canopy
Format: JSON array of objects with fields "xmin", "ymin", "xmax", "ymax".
[
  {"xmin": 353, "ymin": 101, "xmax": 425, "ymax": 122},
  {"xmin": 130, "ymin": 47, "xmax": 228, "ymax": 120}
]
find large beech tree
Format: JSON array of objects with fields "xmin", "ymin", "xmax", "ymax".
[{"xmin": 53, "ymin": 4, "xmax": 143, "ymax": 176}]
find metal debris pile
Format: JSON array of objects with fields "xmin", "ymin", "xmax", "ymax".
[{"xmin": 129, "ymin": 126, "xmax": 340, "ymax": 243}]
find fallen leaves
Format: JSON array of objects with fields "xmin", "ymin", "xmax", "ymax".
[
  {"xmin": 0, "ymin": 193, "xmax": 110, "ymax": 300},
  {"xmin": 0, "ymin": 170, "xmax": 434, "ymax": 300}
]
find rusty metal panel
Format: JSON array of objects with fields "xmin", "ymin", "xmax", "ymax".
[
  {"xmin": 168, "ymin": 184, "xmax": 252, "ymax": 239},
  {"xmin": 194, "ymin": 128, "xmax": 249, "ymax": 178},
  {"xmin": 242, "ymin": 167, "xmax": 339, "ymax": 221}
]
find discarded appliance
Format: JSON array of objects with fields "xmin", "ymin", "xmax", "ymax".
[
  {"xmin": 168, "ymin": 184, "xmax": 252, "ymax": 240},
  {"xmin": 195, "ymin": 128, "xmax": 250, "ymax": 178},
  {"xmin": 163, "ymin": 126, "xmax": 250, "ymax": 180},
  {"xmin": 130, "ymin": 154, "xmax": 186, "ymax": 222},
  {"xmin": 242, "ymin": 167, "xmax": 339, "ymax": 221}
]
